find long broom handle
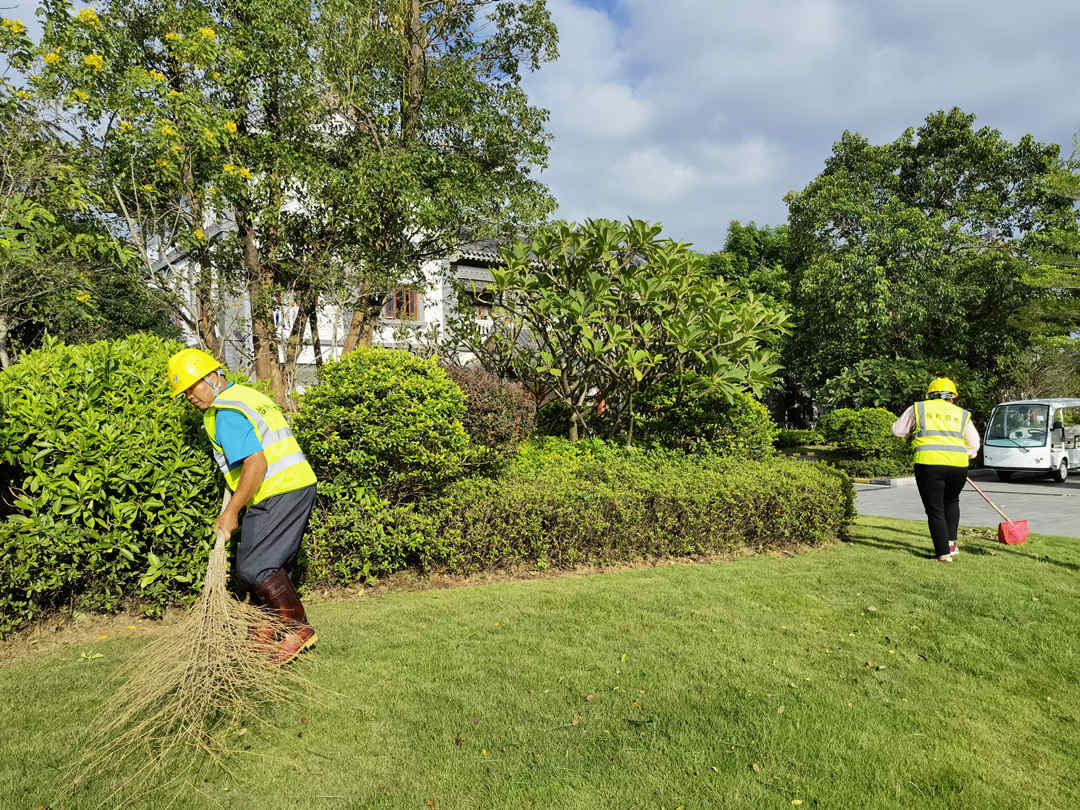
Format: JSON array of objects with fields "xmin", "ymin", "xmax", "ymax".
[{"xmin": 965, "ymin": 477, "xmax": 1013, "ymax": 522}]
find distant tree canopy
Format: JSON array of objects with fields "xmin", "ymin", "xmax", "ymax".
[{"xmin": 784, "ymin": 108, "xmax": 1079, "ymax": 403}]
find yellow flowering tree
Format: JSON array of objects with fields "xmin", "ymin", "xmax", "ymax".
[{"xmin": 8, "ymin": 0, "xmax": 559, "ymax": 403}]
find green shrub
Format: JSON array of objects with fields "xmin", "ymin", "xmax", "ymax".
[
  {"xmin": 440, "ymin": 364, "xmax": 536, "ymax": 472},
  {"xmin": 300, "ymin": 439, "xmax": 855, "ymax": 588},
  {"xmin": 832, "ymin": 408, "xmax": 902, "ymax": 459},
  {"xmin": 776, "ymin": 428, "xmax": 824, "ymax": 449},
  {"xmin": 0, "ymin": 334, "xmax": 220, "ymax": 636},
  {"xmin": 633, "ymin": 375, "xmax": 777, "ymax": 457},
  {"xmin": 818, "ymin": 408, "xmax": 859, "ymax": 445},
  {"xmin": 292, "ymin": 348, "xmax": 471, "ymax": 502},
  {"xmin": 300, "ymin": 486, "xmax": 441, "ymax": 587}
]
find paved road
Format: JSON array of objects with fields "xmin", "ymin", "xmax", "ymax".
[{"xmin": 855, "ymin": 467, "xmax": 1080, "ymax": 538}]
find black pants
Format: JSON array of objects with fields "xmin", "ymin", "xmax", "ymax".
[{"xmin": 913, "ymin": 464, "xmax": 968, "ymax": 557}]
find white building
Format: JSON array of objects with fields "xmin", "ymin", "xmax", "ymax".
[{"xmin": 154, "ymin": 232, "xmax": 499, "ymax": 387}]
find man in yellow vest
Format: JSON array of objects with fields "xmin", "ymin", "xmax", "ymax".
[
  {"xmin": 891, "ymin": 377, "xmax": 980, "ymax": 562},
  {"xmin": 168, "ymin": 347, "xmax": 319, "ymax": 664}
]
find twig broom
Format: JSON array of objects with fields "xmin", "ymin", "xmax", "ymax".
[{"xmin": 63, "ymin": 495, "xmax": 309, "ymax": 806}]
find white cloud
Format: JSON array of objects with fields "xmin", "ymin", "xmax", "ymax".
[{"xmin": 524, "ymin": 0, "xmax": 1080, "ymax": 250}]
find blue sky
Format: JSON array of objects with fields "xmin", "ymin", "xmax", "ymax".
[{"xmin": 6, "ymin": 0, "xmax": 1080, "ymax": 251}]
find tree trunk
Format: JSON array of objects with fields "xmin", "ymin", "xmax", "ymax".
[
  {"xmin": 342, "ymin": 307, "xmax": 375, "ymax": 354},
  {"xmin": 238, "ymin": 214, "xmax": 285, "ymax": 404},
  {"xmin": 281, "ymin": 292, "xmax": 312, "ymax": 404},
  {"xmin": 401, "ymin": 0, "xmax": 423, "ymax": 144},
  {"xmin": 0, "ymin": 314, "xmax": 10, "ymax": 369},
  {"xmin": 184, "ymin": 167, "xmax": 221, "ymax": 360},
  {"xmin": 309, "ymin": 305, "xmax": 324, "ymax": 368}
]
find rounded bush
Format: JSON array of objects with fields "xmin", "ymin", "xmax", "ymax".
[
  {"xmin": 293, "ymin": 348, "xmax": 470, "ymax": 501},
  {"xmin": 0, "ymin": 334, "xmax": 220, "ymax": 635},
  {"xmin": 440, "ymin": 364, "xmax": 536, "ymax": 472},
  {"xmin": 832, "ymin": 408, "xmax": 903, "ymax": 459},
  {"xmin": 634, "ymin": 375, "xmax": 777, "ymax": 457},
  {"xmin": 818, "ymin": 408, "xmax": 859, "ymax": 445}
]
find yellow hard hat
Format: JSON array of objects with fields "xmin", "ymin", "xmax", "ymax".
[
  {"xmin": 926, "ymin": 377, "xmax": 958, "ymax": 398},
  {"xmin": 167, "ymin": 348, "xmax": 221, "ymax": 396}
]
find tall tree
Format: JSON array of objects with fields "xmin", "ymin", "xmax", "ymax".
[
  {"xmin": 317, "ymin": 0, "xmax": 558, "ymax": 352},
  {"xmin": 477, "ymin": 219, "xmax": 788, "ymax": 443},
  {"xmin": 0, "ymin": 84, "xmax": 168, "ymax": 366},
  {"xmin": 785, "ymin": 108, "xmax": 1078, "ymax": 397},
  {"xmin": 9, "ymin": 0, "xmax": 557, "ymax": 401}
]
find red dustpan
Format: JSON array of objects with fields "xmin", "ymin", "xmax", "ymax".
[{"xmin": 966, "ymin": 477, "xmax": 1029, "ymax": 545}]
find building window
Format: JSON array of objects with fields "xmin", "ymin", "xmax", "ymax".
[{"xmin": 383, "ymin": 288, "xmax": 421, "ymax": 321}]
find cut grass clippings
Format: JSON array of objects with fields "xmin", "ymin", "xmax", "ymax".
[{"xmin": 1, "ymin": 514, "xmax": 1078, "ymax": 808}]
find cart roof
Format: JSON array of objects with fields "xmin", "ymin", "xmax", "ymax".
[{"xmin": 993, "ymin": 398, "xmax": 1080, "ymax": 408}]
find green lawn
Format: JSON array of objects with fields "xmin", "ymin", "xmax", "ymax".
[{"xmin": 2, "ymin": 515, "xmax": 1079, "ymax": 809}]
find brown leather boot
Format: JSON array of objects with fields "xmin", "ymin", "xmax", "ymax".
[{"xmin": 251, "ymin": 569, "xmax": 317, "ymax": 666}]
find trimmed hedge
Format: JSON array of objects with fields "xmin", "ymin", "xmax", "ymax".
[
  {"xmin": 817, "ymin": 407, "xmax": 913, "ymax": 478},
  {"xmin": 293, "ymin": 348, "xmax": 471, "ymax": 502},
  {"xmin": 300, "ymin": 438, "xmax": 855, "ymax": 587},
  {"xmin": 0, "ymin": 335, "xmax": 220, "ymax": 637}
]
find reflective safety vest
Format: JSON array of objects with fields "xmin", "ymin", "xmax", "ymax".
[
  {"xmin": 912, "ymin": 399, "xmax": 971, "ymax": 467},
  {"xmin": 203, "ymin": 383, "xmax": 317, "ymax": 504}
]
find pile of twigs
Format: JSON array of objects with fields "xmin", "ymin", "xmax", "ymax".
[{"xmin": 63, "ymin": 530, "xmax": 309, "ymax": 806}]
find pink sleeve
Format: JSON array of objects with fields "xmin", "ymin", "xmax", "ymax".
[{"xmin": 891, "ymin": 406, "xmax": 916, "ymax": 438}]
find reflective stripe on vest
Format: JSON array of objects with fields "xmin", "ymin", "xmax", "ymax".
[
  {"xmin": 912, "ymin": 400, "xmax": 970, "ymax": 467},
  {"xmin": 203, "ymin": 383, "xmax": 317, "ymax": 504}
]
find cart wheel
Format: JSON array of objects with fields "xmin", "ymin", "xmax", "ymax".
[
  {"xmin": 1053, "ymin": 458, "xmax": 1068, "ymax": 483},
  {"xmin": 995, "ymin": 470, "xmax": 1013, "ymax": 482}
]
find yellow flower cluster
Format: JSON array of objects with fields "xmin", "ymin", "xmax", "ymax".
[
  {"xmin": 168, "ymin": 88, "xmax": 183, "ymax": 96},
  {"xmin": 160, "ymin": 123, "xmax": 177, "ymax": 136},
  {"xmin": 211, "ymin": 71, "xmax": 221, "ymax": 79},
  {"xmin": 155, "ymin": 159, "xmax": 170, "ymax": 168},
  {"xmin": 193, "ymin": 228, "xmax": 205, "ymax": 239},
  {"xmin": 223, "ymin": 163, "xmax": 252, "ymax": 179},
  {"xmin": 224, "ymin": 120, "xmax": 237, "ymax": 134},
  {"xmin": 14, "ymin": 89, "xmax": 30, "ymax": 99},
  {"xmin": 149, "ymin": 70, "xmax": 166, "ymax": 82},
  {"xmin": 71, "ymin": 89, "xmax": 90, "ymax": 103},
  {"xmin": 198, "ymin": 27, "xmax": 216, "ymax": 40},
  {"xmin": 83, "ymin": 53, "xmax": 104, "ymax": 72},
  {"xmin": 1, "ymin": 18, "xmax": 26, "ymax": 35},
  {"xmin": 165, "ymin": 32, "xmax": 182, "ymax": 41},
  {"xmin": 76, "ymin": 8, "xmax": 99, "ymax": 26},
  {"xmin": 43, "ymin": 50, "xmax": 61, "ymax": 66},
  {"xmin": 118, "ymin": 120, "xmax": 132, "ymax": 132},
  {"xmin": 142, "ymin": 183, "xmax": 154, "ymax": 192},
  {"xmin": 170, "ymin": 144, "xmax": 183, "ymax": 154}
]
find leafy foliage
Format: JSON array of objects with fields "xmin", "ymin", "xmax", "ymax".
[
  {"xmin": 0, "ymin": 334, "xmax": 220, "ymax": 636},
  {"xmin": 457, "ymin": 218, "xmax": 788, "ymax": 443},
  {"xmin": 300, "ymin": 439, "xmax": 855, "ymax": 587},
  {"xmin": 786, "ymin": 108, "xmax": 1079, "ymax": 397},
  {"xmin": 8, "ymin": 0, "xmax": 559, "ymax": 398},
  {"xmin": 0, "ymin": 91, "xmax": 168, "ymax": 367},
  {"xmin": 817, "ymin": 407, "xmax": 912, "ymax": 478},
  {"xmin": 775, "ymin": 428, "xmax": 824, "ymax": 449},
  {"xmin": 818, "ymin": 358, "xmax": 992, "ymax": 428},
  {"xmin": 292, "ymin": 348, "xmax": 470, "ymax": 502},
  {"xmin": 440, "ymin": 363, "xmax": 536, "ymax": 472},
  {"xmin": 632, "ymin": 375, "xmax": 778, "ymax": 457}
]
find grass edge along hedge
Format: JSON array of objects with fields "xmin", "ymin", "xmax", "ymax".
[{"xmin": 302, "ymin": 440, "xmax": 856, "ymax": 587}]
